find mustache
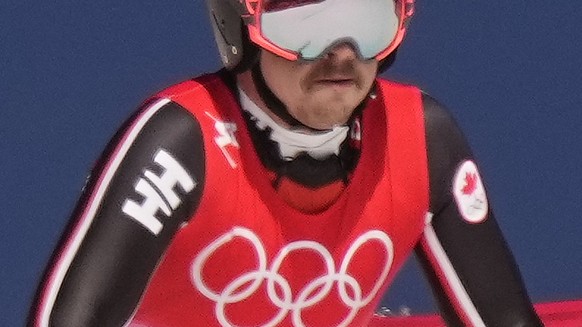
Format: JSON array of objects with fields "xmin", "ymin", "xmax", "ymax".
[{"xmin": 303, "ymin": 59, "xmax": 364, "ymax": 89}]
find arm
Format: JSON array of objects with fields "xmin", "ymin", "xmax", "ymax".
[
  {"xmin": 27, "ymin": 99, "xmax": 206, "ymax": 327},
  {"xmin": 415, "ymin": 94, "xmax": 543, "ymax": 326}
]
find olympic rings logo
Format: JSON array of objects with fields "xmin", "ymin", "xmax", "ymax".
[{"xmin": 191, "ymin": 227, "xmax": 394, "ymax": 327}]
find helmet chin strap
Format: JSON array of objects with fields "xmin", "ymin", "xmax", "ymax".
[{"xmin": 250, "ymin": 62, "xmax": 324, "ymax": 131}]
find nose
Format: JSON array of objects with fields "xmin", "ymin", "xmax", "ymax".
[{"xmin": 324, "ymin": 42, "xmax": 359, "ymax": 62}]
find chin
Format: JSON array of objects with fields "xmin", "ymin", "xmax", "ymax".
[
  {"xmin": 307, "ymin": 108, "xmax": 353, "ymax": 129},
  {"xmin": 295, "ymin": 94, "xmax": 360, "ymax": 126}
]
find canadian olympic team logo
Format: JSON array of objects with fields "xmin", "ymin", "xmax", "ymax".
[{"xmin": 191, "ymin": 227, "xmax": 394, "ymax": 327}]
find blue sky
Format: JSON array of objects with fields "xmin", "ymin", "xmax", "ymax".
[{"xmin": 2, "ymin": 1, "xmax": 582, "ymax": 326}]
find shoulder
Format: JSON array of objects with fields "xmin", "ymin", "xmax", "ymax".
[
  {"xmin": 122, "ymin": 72, "xmax": 224, "ymax": 133},
  {"xmin": 375, "ymin": 78, "xmax": 462, "ymax": 135},
  {"xmin": 418, "ymin": 92, "xmax": 475, "ymax": 211},
  {"xmin": 155, "ymin": 70, "xmax": 235, "ymax": 105},
  {"xmin": 420, "ymin": 92, "xmax": 461, "ymax": 133},
  {"xmin": 100, "ymin": 73, "xmax": 226, "ymax": 185},
  {"xmin": 102, "ymin": 97, "xmax": 205, "ymax": 185},
  {"xmin": 375, "ymin": 78, "xmax": 422, "ymax": 97},
  {"xmin": 376, "ymin": 78, "xmax": 456, "ymax": 123},
  {"xmin": 145, "ymin": 70, "xmax": 238, "ymax": 123},
  {"xmin": 421, "ymin": 91, "xmax": 448, "ymax": 119},
  {"xmin": 377, "ymin": 78, "xmax": 461, "ymax": 134},
  {"xmin": 419, "ymin": 91, "xmax": 472, "ymax": 155}
]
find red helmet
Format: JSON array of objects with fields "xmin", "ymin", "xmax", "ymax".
[{"xmin": 205, "ymin": 0, "xmax": 415, "ymax": 71}]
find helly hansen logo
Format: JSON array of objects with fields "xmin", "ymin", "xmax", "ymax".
[{"xmin": 122, "ymin": 149, "xmax": 196, "ymax": 235}]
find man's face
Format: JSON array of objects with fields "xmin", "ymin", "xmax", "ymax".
[{"xmin": 260, "ymin": 44, "xmax": 378, "ymax": 130}]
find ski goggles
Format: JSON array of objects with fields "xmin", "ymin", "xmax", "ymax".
[{"xmin": 242, "ymin": 0, "xmax": 414, "ymax": 61}]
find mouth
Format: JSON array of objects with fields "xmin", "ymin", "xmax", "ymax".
[{"xmin": 314, "ymin": 77, "xmax": 357, "ymax": 88}]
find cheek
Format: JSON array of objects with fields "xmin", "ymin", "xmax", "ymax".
[
  {"xmin": 363, "ymin": 63, "xmax": 379, "ymax": 86},
  {"xmin": 268, "ymin": 70, "xmax": 306, "ymax": 105},
  {"xmin": 261, "ymin": 55, "xmax": 303, "ymax": 99}
]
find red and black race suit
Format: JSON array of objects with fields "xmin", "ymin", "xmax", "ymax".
[{"xmin": 27, "ymin": 71, "xmax": 543, "ymax": 327}]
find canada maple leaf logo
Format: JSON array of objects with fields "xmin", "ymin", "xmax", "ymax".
[
  {"xmin": 454, "ymin": 161, "xmax": 488, "ymax": 223},
  {"xmin": 461, "ymin": 172, "xmax": 478, "ymax": 195}
]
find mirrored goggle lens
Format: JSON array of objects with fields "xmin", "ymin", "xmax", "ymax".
[
  {"xmin": 259, "ymin": 0, "xmax": 400, "ymax": 60},
  {"xmin": 263, "ymin": 0, "xmax": 326, "ymax": 12}
]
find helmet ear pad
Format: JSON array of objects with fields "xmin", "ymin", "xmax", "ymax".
[{"xmin": 206, "ymin": 0, "xmax": 259, "ymax": 72}]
